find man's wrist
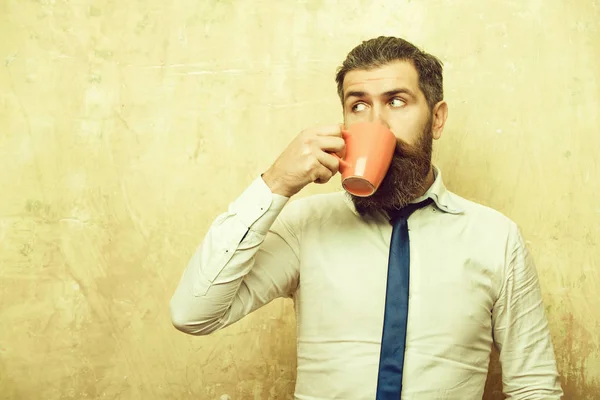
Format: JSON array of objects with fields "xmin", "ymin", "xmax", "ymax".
[{"xmin": 261, "ymin": 170, "xmax": 295, "ymax": 197}]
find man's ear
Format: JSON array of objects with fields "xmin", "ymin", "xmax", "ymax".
[{"xmin": 431, "ymin": 101, "xmax": 448, "ymax": 140}]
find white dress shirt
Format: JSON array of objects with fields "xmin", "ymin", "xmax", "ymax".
[{"xmin": 170, "ymin": 166, "xmax": 563, "ymax": 399}]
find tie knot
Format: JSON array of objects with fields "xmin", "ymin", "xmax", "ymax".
[{"xmin": 388, "ymin": 198, "xmax": 433, "ymax": 224}]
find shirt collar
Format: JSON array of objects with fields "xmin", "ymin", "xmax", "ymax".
[
  {"xmin": 411, "ymin": 165, "xmax": 464, "ymax": 215},
  {"xmin": 341, "ymin": 164, "xmax": 464, "ymax": 217}
]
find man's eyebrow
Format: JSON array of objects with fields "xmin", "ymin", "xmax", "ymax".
[
  {"xmin": 343, "ymin": 88, "xmax": 416, "ymax": 103},
  {"xmin": 344, "ymin": 90, "xmax": 368, "ymax": 102},
  {"xmin": 382, "ymin": 88, "xmax": 416, "ymax": 98}
]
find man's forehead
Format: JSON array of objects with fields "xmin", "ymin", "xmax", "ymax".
[{"xmin": 342, "ymin": 61, "xmax": 419, "ymax": 92}]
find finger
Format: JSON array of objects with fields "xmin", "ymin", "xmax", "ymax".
[
  {"xmin": 313, "ymin": 164, "xmax": 334, "ymax": 184},
  {"xmin": 315, "ymin": 151, "xmax": 340, "ymax": 175},
  {"xmin": 312, "ymin": 123, "xmax": 344, "ymax": 137},
  {"xmin": 316, "ymin": 136, "xmax": 346, "ymax": 153}
]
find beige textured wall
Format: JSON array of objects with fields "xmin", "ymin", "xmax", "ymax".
[{"xmin": 1, "ymin": 1, "xmax": 598, "ymax": 399}]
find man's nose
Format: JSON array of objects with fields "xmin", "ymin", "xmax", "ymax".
[{"xmin": 369, "ymin": 108, "xmax": 391, "ymax": 128}]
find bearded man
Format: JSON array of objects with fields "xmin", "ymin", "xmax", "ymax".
[{"xmin": 170, "ymin": 36, "xmax": 563, "ymax": 400}]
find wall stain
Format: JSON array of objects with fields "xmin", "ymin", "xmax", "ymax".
[{"xmin": 557, "ymin": 314, "xmax": 600, "ymax": 399}]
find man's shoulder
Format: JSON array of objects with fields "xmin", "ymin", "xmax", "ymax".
[
  {"xmin": 446, "ymin": 190, "xmax": 518, "ymax": 232},
  {"xmin": 441, "ymin": 191, "xmax": 527, "ymax": 264}
]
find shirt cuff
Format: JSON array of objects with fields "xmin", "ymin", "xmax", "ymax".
[{"xmin": 228, "ymin": 175, "xmax": 290, "ymax": 234}]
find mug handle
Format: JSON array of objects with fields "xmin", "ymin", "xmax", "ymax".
[{"xmin": 333, "ymin": 154, "xmax": 351, "ymax": 171}]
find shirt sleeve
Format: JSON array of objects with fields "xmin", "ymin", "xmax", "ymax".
[
  {"xmin": 169, "ymin": 175, "xmax": 300, "ymax": 335},
  {"xmin": 492, "ymin": 223, "xmax": 564, "ymax": 399}
]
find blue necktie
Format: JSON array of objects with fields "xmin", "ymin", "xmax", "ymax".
[{"xmin": 375, "ymin": 198, "xmax": 433, "ymax": 399}]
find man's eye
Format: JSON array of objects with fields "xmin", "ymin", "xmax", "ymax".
[
  {"xmin": 352, "ymin": 103, "xmax": 367, "ymax": 112},
  {"xmin": 390, "ymin": 98, "xmax": 406, "ymax": 107}
]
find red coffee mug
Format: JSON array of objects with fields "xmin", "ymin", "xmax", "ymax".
[{"xmin": 336, "ymin": 121, "xmax": 397, "ymax": 197}]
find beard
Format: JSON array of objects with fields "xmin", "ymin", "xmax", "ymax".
[{"xmin": 350, "ymin": 121, "xmax": 433, "ymax": 217}]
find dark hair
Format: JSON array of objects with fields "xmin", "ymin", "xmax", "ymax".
[{"xmin": 335, "ymin": 36, "xmax": 444, "ymax": 110}]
